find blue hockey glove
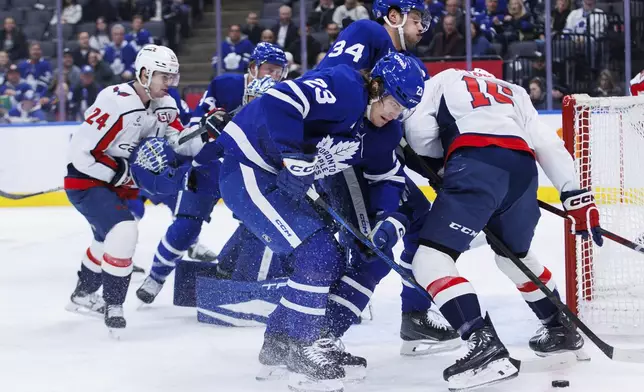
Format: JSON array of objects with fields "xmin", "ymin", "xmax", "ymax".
[
  {"xmin": 276, "ymin": 154, "xmax": 317, "ymax": 198},
  {"xmin": 369, "ymin": 212, "xmax": 409, "ymax": 251},
  {"xmin": 561, "ymin": 189, "xmax": 603, "ymax": 246}
]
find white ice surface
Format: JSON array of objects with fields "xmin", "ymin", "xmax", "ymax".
[{"xmin": 1, "ymin": 204, "xmax": 643, "ymax": 392}]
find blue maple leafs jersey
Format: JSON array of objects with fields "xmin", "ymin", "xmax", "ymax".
[
  {"xmin": 218, "ymin": 64, "xmax": 369, "ymax": 173},
  {"xmin": 316, "ymin": 19, "xmax": 429, "ymax": 80},
  {"xmin": 188, "ymin": 73, "xmax": 245, "ymax": 127}
]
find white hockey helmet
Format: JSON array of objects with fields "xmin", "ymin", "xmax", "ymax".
[{"xmin": 135, "ymin": 44, "xmax": 180, "ymax": 98}]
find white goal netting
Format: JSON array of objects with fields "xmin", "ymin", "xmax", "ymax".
[{"xmin": 565, "ymin": 94, "xmax": 644, "ymax": 334}]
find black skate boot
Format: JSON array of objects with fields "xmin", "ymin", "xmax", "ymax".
[
  {"xmin": 287, "ymin": 339, "xmax": 345, "ymax": 392},
  {"xmin": 400, "ymin": 308, "xmax": 461, "ymax": 356},
  {"xmin": 256, "ymin": 333, "xmax": 290, "ymax": 381},
  {"xmin": 105, "ymin": 304, "xmax": 126, "ymax": 338},
  {"xmin": 317, "ymin": 337, "xmax": 367, "ymax": 382},
  {"xmin": 136, "ymin": 276, "xmax": 164, "ymax": 304},
  {"xmin": 132, "ymin": 264, "xmax": 145, "ymax": 274},
  {"xmin": 65, "ymin": 280, "xmax": 105, "ymax": 317},
  {"xmin": 529, "ymin": 312, "xmax": 585, "ymax": 358},
  {"xmin": 443, "ymin": 314, "xmax": 519, "ymax": 391}
]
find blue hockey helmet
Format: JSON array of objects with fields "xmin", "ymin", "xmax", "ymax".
[
  {"xmin": 371, "ymin": 53, "xmax": 424, "ymax": 110},
  {"xmin": 249, "ymin": 42, "xmax": 288, "ymax": 81},
  {"xmin": 372, "ymin": 0, "xmax": 431, "ymax": 33},
  {"xmin": 243, "ymin": 75, "xmax": 277, "ymax": 105}
]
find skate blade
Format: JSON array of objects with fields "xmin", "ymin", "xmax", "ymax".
[
  {"xmin": 535, "ymin": 347, "xmax": 591, "ymax": 362},
  {"xmin": 447, "ymin": 357, "xmax": 519, "ymax": 391},
  {"xmin": 343, "ymin": 365, "xmax": 366, "ymax": 383},
  {"xmin": 512, "ymin": 351, "xmax": 578, "ymax": 373},
  {"xmin": 288, "ymin": 372, "xmax": 344, "ymax": 392},
  {"xmin": 65, "ymin": 302, "xmax": 103, "ymax": 319},
  {"xmin": 256, "ymin": 365, "xmax": 288, "ymax": 381},
  {"xmin": 400, "ymin": 337, "xmax": 462, "ymax": 356},
  {"xmin": 108, "ymin": 328, "xmax": 124, "ymax": 340}
]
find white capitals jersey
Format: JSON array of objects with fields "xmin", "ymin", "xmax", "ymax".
[
  {"xmin": 67, "ymin": 82, "xmax": 202, "ymax": 186},
  {"xmin": 404, "ymin": 68, "xmax": 577, "ymax": 193}
]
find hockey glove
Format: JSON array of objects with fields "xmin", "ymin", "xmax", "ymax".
[
  {"xmin": 110, "ymin": 157, "xmax": 136, "ymax": 188},
  {"xmin": 369, "ymin": 212, "xmax": 409, "ymax": 252},
  {"xmin": 277, "ymin": 154, "xmax": 317, "ymax": 198},
  {"xmin": 200, "ymin": 107, "xmax": 231, "ymax": 139},
  {"xmin": 561, "ymin": 189, "xmax": 603, "ymax": 246}
]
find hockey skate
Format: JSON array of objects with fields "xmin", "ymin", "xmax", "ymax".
[
  {"xmin": 256, "ymin": 333, "xmax": 290, "ymax": 381},
  {"xmin": 317, "ymin": 337, "xmax": 367, "ymax": 382},
  {"xmin": 136, "ymin": 276, "xmax": 164, "ymax": 304},
  {"xmin": 400, "ymin": 308, "xmax": 461, "ymax": 356},
  {"xmin": 529, "ymin": 312, "xmax": 588, "ymax": 361},
  {"xmin": 187, "ymin": 242, "xmax": 218, "ymax": 262},
  {"xmin": 105, "ymin": 304, "xmax": 126, "ymax": 339},
  {"xmin": 65, "ymin": 284, "xmax": 105, "ymax": 318},
  {"xmin": 287, "ymin": 339, "xmax": 345, "ymax": 392},
  {"xmin": 443, "ymin": 314, "xmax": 519, "ymax": 391}
]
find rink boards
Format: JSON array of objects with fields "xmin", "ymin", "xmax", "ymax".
[{"xmin": 0, "ymin": 112, "xmax": 564, "ymax": 207}]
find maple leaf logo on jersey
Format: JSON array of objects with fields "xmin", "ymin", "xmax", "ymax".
[{"xmin": 314, "ymin": 136, "xmax": 360, "ymax": 179}]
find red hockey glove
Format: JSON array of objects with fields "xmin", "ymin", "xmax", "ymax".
[{"xmin": 561, "ymin": 189, "xmax": 603, "ymax": 246}]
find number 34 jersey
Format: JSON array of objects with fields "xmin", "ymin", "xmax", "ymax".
[
  {"xmin": 404, "ymin": 68, "xmax": 577, "ymax": 193},
  {"xmin": 67, "ymin": 82, "xmax": 203, "ymax": 186}
]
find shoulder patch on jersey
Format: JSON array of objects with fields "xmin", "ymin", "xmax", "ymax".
[
  {"xmin": 314, "ymin": 135, "xmax": 360, "ymax": 179},
  {"xmin": 113, "ymin": 86, "xmax": 131, "ymax": 97}
]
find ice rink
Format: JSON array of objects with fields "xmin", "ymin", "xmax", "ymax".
[{"xmin": 1, "ymin": 203, "xmax": 644, "ymax": 392}]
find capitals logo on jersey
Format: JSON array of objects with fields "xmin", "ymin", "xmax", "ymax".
[{"xmin": 314, "ymin": 135, "xmax": 360, "ymax": 179}]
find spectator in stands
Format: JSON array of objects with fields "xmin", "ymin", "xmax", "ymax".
[
  {"xmin": 320, "ymin": 22, "xmax": 340, "ymax": 52},
  {"xmin": 564, "ymin": 0, "xmax": 606, "ymax": 38},
  {"xmin": 0, "ymin": 18, "xmax": 28, "ymax": 62},
  {"xmin": 0, "ymin": 64, "xmax": 30, "ymax": 99},
  {"xmin": 0, "ymin": 51, "xmax": 9, "ymax": 85},
  {"xmin": 529, "ymin": 77, "xmax": 547, "ymax": 109},
  {"xmin": 242, "ymin": 12, "xmax": 263, "ymax": 45},
  {"xmin": 89, "ymin": 17, "xmax": 111, "ymax": 54},
  {"xmin": 82, "ymin": 0, "xmax": 119, "ymax": 23},
  {"xmin": 87, "ymin": 49, "xmax": 116, "ymax": 87},
  {"xmin": 260, "ymin": 29, "xmax": 276, "ymax": 45},
  {"xmin": 316, "ymin": 51, "xmax": 327, "ymax": 67},
  {"xmin": 471, "ymin": 21, "xmax": 493, "ymax": 56},
  {"xmin": 212, "ymin": 24, "xmax": 254, "ymax": 74},
  {"xmin": 272, "ymin": 5, "xmax": 299, "ymax": 49},
  {"xmin": 332, "ymin": 0, "xmax": 370, "ymax": 29},
  {"xmin": 428, "ymin": 15, "xmax": 465, "ymax": 57},
  {"xmin": 46, "ymin": 79, "xmax": 73, "ymax": 121},
  {"xmin": 72, "ymin": 32, "xmax": 92, "ymax": 67},
  {"xmin": 6, "ymin": 89, "xmax": 46, "ymax": 123},
  {"xmin": 286, "ymin": 23, "xmax": 322, "ymax": 69},
  {"xmin": 284, "ymin": 51, "xmax": 301, "ymax": 80},
  {"xmin": 51, "ymin": 0, "xmax": 83, "ymax": 25},
  {"xmin": 520, "ymin": 52, "xmax": 567, "ymax": 103},
  {"xmin": 552, "ymin": 0, "xmax": 573, "ymax": 35},
  {"xmin": 18, "ymin": 42, "xmax": 52, "ymax": 99},
  {"xmin": 103, "ymin": 24, "xmax": 137, "ymax": 82},
  {"xmin": 309, "ymin": 0, "xmax": 336, "ymax": 32},
  {"xmin": 474, "ymin": 0, "xmax": 507, "ymax": 13},
  {"xmin": 592, "ymin": 69, "xmax": 622, "ymax": 97},
  {"xmin": 126, "ymin": 15, "xmax": 155, "ymax": 52},
  {"xmin": 473, "ymin": 0, "xmax": 505, "ymax": 41},
  {"xmin": 55, "ymin": 49, "xmax": 82, "ymax": 90},
  {"xmin": 425, "ymin": 0, "xmax": 445, "ymax": 18},
  {"xmin": 434, "ymin": 0, "xmax": 465, "ymax": 36},
  {"xmin": 69, "ymin": 65, "xmax": 101, "ymax": 120},
  {"xmin": 163, "ymin": 0, "xmax": 192, "ymax": 51},
  {"xmin": 495, "ymin": 0, "xmax": 535, "ymax": 50}
]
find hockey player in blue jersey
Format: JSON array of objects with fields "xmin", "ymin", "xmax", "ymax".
[
  {"xmin": 315, "ymin": 0, "xmax": 460, "ymax": 357},
  {"xmin": 133, "ymin": 73, "xmax": 284, "ymax": 305},
  {"xmin": 217, "ymin": 53, "xmax": 424, "ymax": 392}
]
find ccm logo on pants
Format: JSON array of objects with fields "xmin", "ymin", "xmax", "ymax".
[
  {"xmin": 275, "ymin": 219, "xmax": 294, "ymax": 238},
  {"xmin": 449, "ymin": 222, "xmax": 478, "ymax": 237}
]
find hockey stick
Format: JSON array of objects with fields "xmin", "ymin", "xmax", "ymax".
[
  {"xmin": 400, "ymin": 138, "xmax": 644, "ymax": 363},
  {"xmin": 0, "ymin": 186, "xmax": 64, "ymax": 200},
  {"xmin": 537, "ymin": 200, "xmax": 644, "ymax": 254},
  {"xmin": 306, "ymin": 187, "xmax": 577, "ymax": 373},
  {"xmin": 177, "ymin": 106, "xmax": 244, "ymax": 146}
]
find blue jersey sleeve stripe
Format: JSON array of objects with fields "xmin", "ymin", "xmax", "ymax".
[
  {"xmin": 363, "ymin": 159, "xmax": 403, "ymax": 183},
  {"xmin": 223, "ymin": 121, "xmax": 279, "ymax": 174},
  {"xmin": 265, "ymin": 88, "xmax": 306, "ymax": 118},
  {"xmin": 284, "ymin": 80, "xmax": 311, "ymax": 118}
]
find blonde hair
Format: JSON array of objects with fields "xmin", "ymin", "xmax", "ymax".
[{"xmin": 509, "ymin": 0, "xmax": 527, "ymax": 18}]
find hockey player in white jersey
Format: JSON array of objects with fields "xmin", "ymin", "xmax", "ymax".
[
  {"xmin": 64, "ymin": 45, "xmax": 203, "ymax": 334},
  {"xmin": 403, "ymin": 68, "xmax": 603, "ymax": 390}
]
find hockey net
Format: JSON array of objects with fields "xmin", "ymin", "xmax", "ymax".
[{"xmin": 563, "ymin": 94, "xmax": 644, "ymax": 334}]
